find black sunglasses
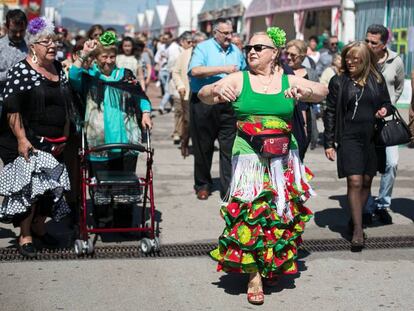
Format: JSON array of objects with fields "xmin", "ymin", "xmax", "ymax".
[{"xmin": 243, "ymin": 44, "xmax": 275, "ymax": 53}]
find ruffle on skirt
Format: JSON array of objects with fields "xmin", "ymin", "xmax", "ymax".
[
  {"xmin": 210, "ymin": 150, "xmax": 314, "ymax": 278},
  {"xmin": 0, "ymin": 151, "xmax": 71, "ymax": 223}
]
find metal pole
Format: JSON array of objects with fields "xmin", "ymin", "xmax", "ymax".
[{"xmin": 190, "ymin": 0, "xmax": 193, "ymax": 31}]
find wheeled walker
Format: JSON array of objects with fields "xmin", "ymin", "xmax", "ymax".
[{"xmin": 74, "ymin": 130, "xmax": 158, "ymax": 255}]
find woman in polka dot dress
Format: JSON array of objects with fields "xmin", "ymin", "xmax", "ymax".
[{"xmin": 0, "ymin": 17, "xmax": 73, "ymax": 257}]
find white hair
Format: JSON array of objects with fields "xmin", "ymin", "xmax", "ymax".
[
  {"xmin": 26, "ymin": 17, "xmax": 55, "ymax": 45},
  {"xmin": 213, "ymin": 18, "xmax": 233, "ymax": 31}
]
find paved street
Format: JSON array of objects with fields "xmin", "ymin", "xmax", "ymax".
[{"xmin": 0, "ymin": 84, "xmax": 413, "ymax": 310}]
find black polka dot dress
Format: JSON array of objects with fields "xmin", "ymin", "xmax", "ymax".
[{"xmin": 0, "ymin": 60, "xmax": 71, "ymax": 224}]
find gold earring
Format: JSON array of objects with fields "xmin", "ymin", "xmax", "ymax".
[{"xmin": 31, "ymin": 50, "xmax": 38, "ymax": 64}]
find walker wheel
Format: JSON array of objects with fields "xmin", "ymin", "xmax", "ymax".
[
  {"xmin": 74, "ymin": 239, "xmax": 84, "ymax": 255},
  {"xmin": 140, "ymin": 238, "xmax": 152, "ymax": 254},
  {"xmin": 152, "ymin": 237, "xmax": 160, "ymax": 252},
  {"xmin": 86, "ymin": 238, "xmax": 95, "ymax": 254}
]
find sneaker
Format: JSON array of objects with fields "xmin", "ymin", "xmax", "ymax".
[
  {"xmin": 158, "ymin": 108, "xmax": 164, "ymax": 115},
  {"xmin": 375, "ymin": 209, "xmax": 393, "ymax": 225}
]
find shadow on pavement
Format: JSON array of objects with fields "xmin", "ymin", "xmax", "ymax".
[
  {"xmin": 212, "ymin": 253, "xmax": 309, "ymax": 295},
  {"xmin": 314, "ymin": 195, "xmax": 414, "ymax": 239},
  {"xmin": 391, "ymin": 198, "xmax": 414, "ymax": 222},
  {"xmin": 0, "ymin": 227, "xmax": 16, "ymax": 239},
  {"xmin": 98, "ymin": 209, "xmax": 163, "ymax": 243},
  {"xmin": 313, "ymin": 195, "xmax": 351, "ymax": 239}
]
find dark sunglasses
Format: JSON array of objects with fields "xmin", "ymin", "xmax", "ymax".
[
  {"xmin": 330, "ymin": 42, "xmax": 338, "ymax": 46},
  {"xmin": 243, "ymin": 44, "xmax": 275, "ymax": 53},
  {"xmin": 285, "ymin": 52, "xmax": 299, "ymax": 59}
]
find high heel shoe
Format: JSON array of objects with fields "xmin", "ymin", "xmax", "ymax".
[
  {"xmin": 350, "ymin": 232, "xmax": 366, "ymax": 252},
  {"xmin": 350, "ymin": 240, "xmax": 364, "ymax": 252}
]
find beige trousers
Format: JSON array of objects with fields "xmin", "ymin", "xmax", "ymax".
[{"xmin": 173, "ymin": 97, "xmax": 190, "ymax": 138}]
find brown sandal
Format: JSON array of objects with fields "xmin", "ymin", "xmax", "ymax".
[{"xmin": 247, "ymin": 286, "xmax": 264, "ymax": 305}]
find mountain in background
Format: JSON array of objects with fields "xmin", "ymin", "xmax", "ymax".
[{"xmin": 61, "ymin": 17, "xmax": 125, "ymax": 33}]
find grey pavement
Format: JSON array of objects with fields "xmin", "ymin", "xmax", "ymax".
[
  {"xmin": 0, "ymin": 249, "xmax": 413, "ymax": 311},
  {"xmin": 0, "ymin": 84, "xmax": 413, "ymax": 310}
]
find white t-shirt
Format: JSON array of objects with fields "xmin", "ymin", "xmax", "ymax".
[{"xmin": 116, "ymin": 54, "xmax": 139, "ymax": 75}]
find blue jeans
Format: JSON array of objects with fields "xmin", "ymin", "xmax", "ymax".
[
  {"xmin": 376, "ymin": 145, "xmax": 399, "ymax": 209},
  {"xmin": 364, "ymin": 145, "xmax": 399, "ymax": 213},
  {"xmin": 159, "ymin": 70, "xmax": 171, "ymax": 110}
]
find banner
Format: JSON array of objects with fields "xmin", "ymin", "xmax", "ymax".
[{"xmin": 19, "ymin": 0, "xmax": 42, "ymax": 20}]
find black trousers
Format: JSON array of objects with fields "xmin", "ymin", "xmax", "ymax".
[{"xmin": 190, "ymin": 93, "xmax": 236, "ymax": 198}]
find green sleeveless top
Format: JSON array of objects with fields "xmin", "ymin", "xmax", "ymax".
[{"xmin": 232, "ymin": 71, "xmax": 295, "ymax": 156}]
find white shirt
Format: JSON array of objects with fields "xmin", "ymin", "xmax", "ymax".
[{"xmin": 116, "ymin": 54, "xmax": 139, "ymax": 75}]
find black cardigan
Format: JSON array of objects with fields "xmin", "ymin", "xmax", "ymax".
[{"xmin": 323, "ymin": 73, "xmax": 392, "ymax": 149}]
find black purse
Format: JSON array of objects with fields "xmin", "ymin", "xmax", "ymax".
[{"xmin": 375, "ymin": 106, "xmax": 412, "ymax": 146}]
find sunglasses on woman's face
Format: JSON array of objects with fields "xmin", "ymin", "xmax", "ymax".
[{"xmin": 243, "ymin": 44, "xmax": 275, "ymax": 53}]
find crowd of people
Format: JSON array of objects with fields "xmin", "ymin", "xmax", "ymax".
[{"xmin": 0, "ymin": 9, "xmax": 412, "ymax": 306}]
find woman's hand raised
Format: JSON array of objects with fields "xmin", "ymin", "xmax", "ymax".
[{"xmin": 82, "ymin": 39, "xmax": 98, "ymax": 56}]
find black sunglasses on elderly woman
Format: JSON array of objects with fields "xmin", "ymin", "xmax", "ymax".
[{"xmin": 243, "ymin": 44, "xmax": 275, "ymax": 53}]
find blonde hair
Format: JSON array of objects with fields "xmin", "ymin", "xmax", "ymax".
[
  {"xmin": 286, "ymin": 39, "xmax": 307, "ymax": 57},
  {"xmin": 340, "ymin": 41, "xmax": 382, "ymax": 85}
]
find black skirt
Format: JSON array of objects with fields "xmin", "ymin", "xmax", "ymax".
[{"xmin": 337, "ymin": 122, "xmax": 377, "ymax": 178}]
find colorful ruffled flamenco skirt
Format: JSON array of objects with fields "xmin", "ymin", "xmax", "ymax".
[{"xmin": 210, "ymin": 118, "xmax": 314, "ymax": 278}]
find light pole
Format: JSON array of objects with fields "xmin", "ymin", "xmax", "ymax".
[{"xmin": 190, "ymin": 0, "xmax": 193, "ymax": 31}]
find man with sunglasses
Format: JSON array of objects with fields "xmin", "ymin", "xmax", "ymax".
[
  {"xmin": 188, "ymin": 18, "xmax": 246, "ymax": 200},
  {"xmin": 363, "ymin": 24, "xmax": 405, "ymax": 225},
  {"xmin": 315, "ymin": 35, "xmax": 338, "ymax": 77},
  {"xmin": 0, "ymin": 10, "xmax": 28, "ymax": 117}
]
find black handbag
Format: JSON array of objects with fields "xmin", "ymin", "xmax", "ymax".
[{"xmin": 375, "ymin": 106, "xmax": 412, "ymax": 146}]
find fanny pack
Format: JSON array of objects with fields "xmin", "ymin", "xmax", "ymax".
[{"xmin": 238, "ymin": 129, "xmax": 291, "ymax": 158}]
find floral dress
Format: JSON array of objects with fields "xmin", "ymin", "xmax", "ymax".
[{"xmin": 210, "ymin": 71, "xmax": 314, "ymax": 278}]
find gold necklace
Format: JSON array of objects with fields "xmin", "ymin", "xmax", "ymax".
[{"xmin": 257, "ymin": 72, "xmax": 274, "ymax": 93}]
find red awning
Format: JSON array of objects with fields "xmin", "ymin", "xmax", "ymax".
[{"xmin": 245, "ymin": 0, "xmax": 341, "ymax": 18}]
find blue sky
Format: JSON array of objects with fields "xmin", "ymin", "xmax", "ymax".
[{"xmin": 44, "ymin": 0, "xmax": 168, "ymax": 25}]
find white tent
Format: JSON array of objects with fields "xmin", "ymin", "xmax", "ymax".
[
  {"xmin": 151, "ymin": 5, "xmax": 169, "ymax": 36},
  {"xmin": 136, "ymin": 12, "xmax": 146, "ymax": 32},
  {"xmin": 164, "ymin": 0, "xmax": 205, "ymax": 36}
]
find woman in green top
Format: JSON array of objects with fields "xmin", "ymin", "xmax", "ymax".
[{"xmin": 199, "ymin": 29, "xmax": 328, "ymax": 305}]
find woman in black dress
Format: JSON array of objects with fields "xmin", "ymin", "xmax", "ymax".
[
  {"xmin": 0, "ymin": 17, "xmax": 73, "ymax": 257},
  {"xmin": 324, "ymin": 41, "xmax": 391, "ymax": 251}
]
